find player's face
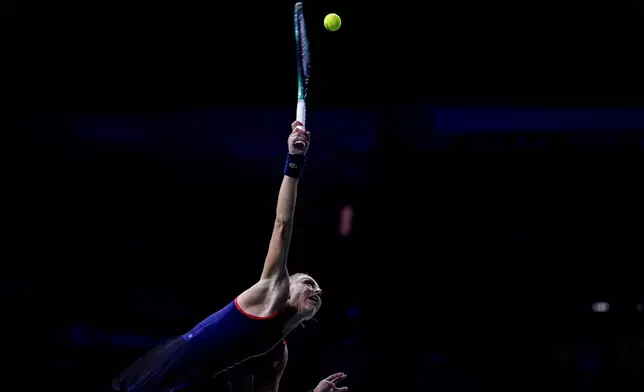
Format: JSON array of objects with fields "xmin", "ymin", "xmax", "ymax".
[{"xmin": 289, "ymin": 274, "xmax": 322, "ymax": 319}]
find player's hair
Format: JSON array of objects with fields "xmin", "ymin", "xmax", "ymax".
[{"xmin": 289, "ymin": 272, "xmax": 311, "ymax": 281}]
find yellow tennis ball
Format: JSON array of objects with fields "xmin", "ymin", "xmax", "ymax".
[{"xmin": 324, "ymin": 13, "xmax": 341, "ymax": 32}]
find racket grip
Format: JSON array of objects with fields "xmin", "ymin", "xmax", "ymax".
[{"xmin": 296, "ymin": 99, "xmax": 306, "ymax": 128}]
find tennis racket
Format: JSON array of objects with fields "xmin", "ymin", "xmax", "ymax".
[{"xmin": 293, "ymin": 2, "xmax": 310, "ymax": 148}]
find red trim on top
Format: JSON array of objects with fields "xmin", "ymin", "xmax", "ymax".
[
  {"xmin": 282, "ymin": 339, "xmax": 287, "ymax": 345},
  {"xmin": 234, "ymin": 297, "xmax": 284, "ymax": 320}
]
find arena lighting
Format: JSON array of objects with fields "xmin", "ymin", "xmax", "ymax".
[
  {"xmin": 592, "ymin": 302, "xmax": 609, "ymax": 312},
  {"xmin": 339, "ymin": 205, "xmax": 354, "ymax": 236}
]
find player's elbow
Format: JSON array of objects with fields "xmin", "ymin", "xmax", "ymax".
[
  {"xmin": 271, "ymin": 219, "xmax": 290, "ymax": 242},
  {"xmin": 274, "ymin": 214, "xmax": 292, "ymax": 226}
]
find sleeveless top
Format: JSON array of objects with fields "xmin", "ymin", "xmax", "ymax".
[
  {"xmin": 177, "ymin": 298, "xmax": 289, "ymax": 381},
  {"xmin": 114, "ymin": 299, "xmax": 290, "ymax": 392}
]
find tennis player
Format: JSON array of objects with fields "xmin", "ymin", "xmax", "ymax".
[
  {"xmin": 219, "ymin": 340, "xmax": 348, "ymax": 392},
  {"xmin": 113, "ymin": 121, "xmax": 323, "ymax": 392}
]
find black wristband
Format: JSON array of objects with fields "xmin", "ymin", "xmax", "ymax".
[{"xmin": 284, "ymin": 153, "xmax": 306, "ymax": 178}]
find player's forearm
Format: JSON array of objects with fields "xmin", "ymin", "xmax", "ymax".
[
  {"xmin": 261, "ymin": 125, "xmax": 308, "ymax": 280},
  {"xmin": 275, "ymin": 176, "xmax": 299, "ymax": 223},
  {"xmin": 261, "ymin": 175, "xmax": 301, "ymax": 279}
]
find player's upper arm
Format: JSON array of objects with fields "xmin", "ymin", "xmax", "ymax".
[
  {"xmin": 260, "ymin": 219, "xmax": 292, "ymax": 281},
  {"xmin": 260, "ymin": 175, "xmax": 299, "ymax": 282},
  {"xmin": 271, "ymin": 344, "xmax": 288, "ymax": 392}
]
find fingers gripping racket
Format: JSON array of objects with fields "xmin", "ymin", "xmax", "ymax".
[{"xmin": 294, "ymin": 2, "xmax": 310, "ymax": 148}]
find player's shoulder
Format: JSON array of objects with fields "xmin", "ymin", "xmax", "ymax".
[
  {"xmin": 282, "ymin": 340, "xmax": 288, "ymax": 360},
  {"xmin": 260, "ymin": 339, "xmax": 287, "ymax": 361},
  {"xmin": 237, "ymin": 278, "xmax": 289, "ymax": 318},
  {"xmin": 266, "ymin": 340, "xmax": 288, "ymax": 369},
  {"xmin": 235, "ymin": 340, "xmax": 287, "ymax": 377}
]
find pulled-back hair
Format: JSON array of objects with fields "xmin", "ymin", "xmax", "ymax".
[{"xmin": 289, "ymin": 272, "xmax": 310, "ymax": 281}]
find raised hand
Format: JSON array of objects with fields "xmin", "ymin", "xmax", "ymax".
[
  {"xmin": 313, "ymin": 372, "xmax": 348, "ymax": 392},
  {"xmin": 288, "ymin": 121, "xmax": 310, "ymax": 155}
]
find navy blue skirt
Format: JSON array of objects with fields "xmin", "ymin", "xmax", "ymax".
[{"xmin": 112, "ymin": 336, "xmax": 201, "ymax": 392}]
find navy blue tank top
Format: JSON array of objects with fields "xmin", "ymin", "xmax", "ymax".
[
  {"xmin": 114, "ymin": 299, "xmax": 290, "ymax": 392},
  {"xmin": 178, "ymin": 298, "xmax": 289, "ymax": 379}
]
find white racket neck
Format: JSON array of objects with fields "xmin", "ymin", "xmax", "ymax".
[{"xmin": 296, "ymin": 99, "xmax": 306, "ymax": 128}]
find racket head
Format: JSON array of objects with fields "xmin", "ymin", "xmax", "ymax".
[{"xmin": 294, "ymin": 2, "xmax": 310, "ymax": 102}]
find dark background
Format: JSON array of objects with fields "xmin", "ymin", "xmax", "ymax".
[{"xmin": 15, "ymin": 0, "xmax": 644, "ymax": 391}]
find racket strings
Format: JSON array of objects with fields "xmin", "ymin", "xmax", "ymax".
[{"xmin": 294, "ymin": 3, "xmax": 310, "ymax": 99}]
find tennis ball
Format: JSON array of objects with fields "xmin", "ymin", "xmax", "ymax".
[{"xmin": 324, "ymin": 13, "xmax": 341, "ymax": 32}]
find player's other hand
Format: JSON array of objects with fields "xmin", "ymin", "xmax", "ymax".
[
  {"xmin": 289, "ymin": 121, "xmax": 310, "ymax": 155},
  {"xmin": 313, "ymin": 372, "xmax": 348, "ymax": 392}
]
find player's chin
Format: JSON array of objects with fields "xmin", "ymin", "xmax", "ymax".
[{"xmin": 298, "ymin": 304, "xmax": 317, "ymax": 319}]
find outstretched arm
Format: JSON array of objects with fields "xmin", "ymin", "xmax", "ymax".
[
  {"xmin": 260, "ymin": 121, "xmax": 310, "ymax": 282},
  {"xmin": 310, "ymin": 373, "xmax": 348, "ymax": 392},
  {"xmin": 255, "ymin": 347, "xmax": 347, "ymax": 392}
]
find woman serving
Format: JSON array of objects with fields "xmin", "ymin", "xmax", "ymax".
[{"xmin": 113, "ymin": 121, "xmax": 322, "ymax": 392}]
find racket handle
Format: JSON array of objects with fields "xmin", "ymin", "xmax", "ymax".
[
  {"xmin": 296, "ymin": 99, "xmax": 306, "ymax": 128},
  {"xmin": 294, "ymin": 99, "xmax": 307, "ymax": 149}
]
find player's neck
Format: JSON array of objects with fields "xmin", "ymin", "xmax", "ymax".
[{"xmin": 282, "ymin": 309, "xmax": 305, "ymax": 336}]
